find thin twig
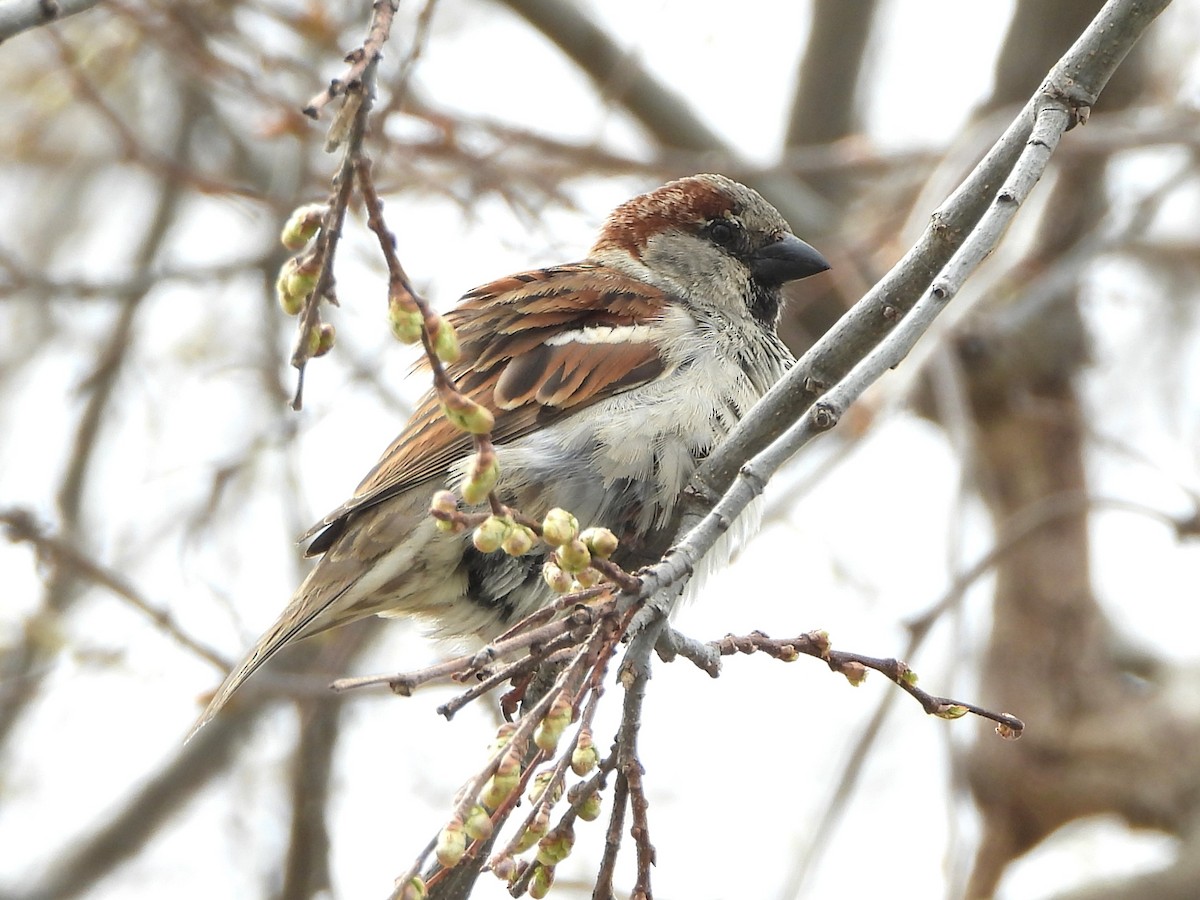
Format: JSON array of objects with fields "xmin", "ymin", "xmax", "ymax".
[{"xmin": 302, "ymin": 1, "xmax": 398, "ymax": 119}]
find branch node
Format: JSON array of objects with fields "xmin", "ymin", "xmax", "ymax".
[{"xmin": 810, "ymin": 402, "xmax": 839, "ymax": 431}]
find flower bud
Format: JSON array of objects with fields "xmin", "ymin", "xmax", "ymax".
[
  {"xmin": 555, "ymin": 539, "xmax": 591, "ymax": 574},
  {"xmin": 473, "ymin": 515, "xmax": 511, "ymax": 554},
  {"xmin": 542, "ymin": 561, "xmax": 573, "ymax": 594},
  {"xmin": 491, "ymin": 855, "xmax": 517, "ymax": 882},
  {"xmin": 935, "ymin": 703, "xmax": 969, "ymax": 720},
  {"xmin": 275, "ymin": 260, "xmax": 306, "ymax": 316},
  {"xmin": 397, "ymin": 876, "xmax": 427, "ymax": 900},
  {"xmin": 303, "ymin": 322, "xmax": 324, "ymax": 357},
  {"xmin": 533, "ymin": 718, "xmax": 564, "ymax": 753},
  {"xmin": 429, "ymin": 315, "xmax": 461, "ymax": 363},
  {"xmin": 501, "ymin": 524, "xmax": 536, "ymax": 557},
  {"xmin": 480, "ymin": 770, "xmax": 519, "ymax": 811},
  {"xmin": 441, "ymin": 395, "xmax": 495, "ymax": 435},
  {"xmin": 529, "ymin": 863, "xmax": 555, "ymax": 899},
  {"xmin": 841, "ymin": 661, "xmax": 868, "ymax": 686},
  {"xmin": 460, "ymin": 454, "xmax": 499, "ymax": 505},
  {"xmin": 286, "ymin": 256, "xmax": 319, "ymax": 301},
  {"xmin": 541, "ymin": 508, "xmax": 578, "ymax": 547},
  {"xmin": 534, "ymin": 694, "xmax": 573, "ymax": 753},
  {"xmin": 576, "ymin": 792, "xmax": 602, "ymax": 821},
  {"xmin": 435, "ymin": 517, "xmax": 463, "ymax": 534},
  {"xmin": 313, "ymin": 322, "xmax": 336, "ymax": 357},
  {"xmin": 486, "ymin": 722, "xmax": 517, "ymax": 758},
  {"xmin": 536, "ymin": 824, "xmax": 574, "ymax": 866},
  {"xmin": 464, "ymin": 804, "xmax": 493, "ymax": 841},
  {"xmin": 528, "ymin": 770, "xmax": 562, "ymax": 805},
  {"xmin": 430, "ymin": 490, "xmax": 458, "ymax": 516},
  {"xmin": 573, "ymin": 567, "xmax": 602, "ymax": 589},
  {"xmin": 280, "ymin": 202, "xmax": 326, "ymax": 250},
  {"xmin": 435, "ymin": 817, "xmax": 467, "ymax": 868},
  {"xmin": 389, "ymin": 295, "xmax": 424, "ymax": 344},
  {"xmin": 514, "ymin": 808, "xmax": 549, "ymax": 853},
  {"xmin": 579, "ymin": 527, "xmax": 619, "ymax": 559},
  {"xmin": 571, "ymin": 742, "xmax": 599, "ymax": 777}
]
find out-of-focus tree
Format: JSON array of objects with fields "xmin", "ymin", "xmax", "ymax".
[{"xmin": 1, "ymin": 1, "xmax": 1197, "ymax": 898}]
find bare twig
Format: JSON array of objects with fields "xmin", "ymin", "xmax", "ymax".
[
  {"xmin": 302, "ymin": 1, "xmax": 398, "ymax": 119},
  {"xmin": 0, "ymin": 509, "xmax": 229, "ymax": 670},
  {"xmin": 712, "ymin": 631, "xmax": 1024, "ymax": 736},
  {"xmin": 0, "ymin": 0, "xmax": 103, "ymax": 44}
]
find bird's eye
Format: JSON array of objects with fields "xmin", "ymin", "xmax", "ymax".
[{"xmin": 708, "ymin": 219, "xmax": 738, "ymax": 247}]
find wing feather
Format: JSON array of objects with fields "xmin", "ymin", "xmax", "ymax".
[{"xmin": 302, "ymin": 264, "xmax": 672, "ymax": 552}]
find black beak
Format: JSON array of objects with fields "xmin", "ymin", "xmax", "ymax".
[{"xmin": 750, "ymin": 233, "xmax": 830, "ymax": 286}]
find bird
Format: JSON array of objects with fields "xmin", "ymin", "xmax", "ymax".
[{"xmin": 191, "ymin": 174, "xmax": 829, "ymax": 734}]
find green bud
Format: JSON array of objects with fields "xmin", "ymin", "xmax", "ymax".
[
  {"xmin": 441, "ymin": 395, "xmax": 495, "ymax": 435},
  {"xmin": 313, "ymin": 322, "xmax": 336, "ymax": 357},
  {"xmin": 579, "ymin": 526, "xmax": 619, "ymax": 559},
  {"xmin": 487, "ymin": 722, "xmax": 517, "ymax": 758},
  {"xmin": 464, "ymin": 804, "xmax": 493, "ymax": 842},
  {"xmin": 514, "ymin": 808, "xmax": 549, "ymax": 853},
  {"xmin": 841, "ymin": 661, "xmax": 868, "ymax": 686},
  {"xmin": 480, "ymin": 770, "xmax": 519, "ymax": 811},
  {"xmin": 571, "ymin": 742, "xmax": 599, "ymax": 777},
  {"xmin": 536, "ymin": 824, "xmax": 574, "ymax": 866},
  {"xmin": 496, "ymin": 745, "xmax": 523, "ymax": 778},
  {"xmin": 573, "ymin": 567, "xmax": 602, "ymax": 589},
  {"xmin": 541, "ymin": 508, "xmax": 578, "ymax": 547},
  {"xmin": 275, "ymin": 259, "xmax": 305, "ymax": 316},
  {"xmin": 389, "ymin": 297, "xmax": 424, "ymax": 344},
  {"xmin": 430, "ymin": 315, "xmax": 461, "ymax": 363},
  {"xmin": 556, "ymin": 539, "xmax": 591, "ymax": 574},
  {"xmin": 430, "ymin": 490, "xmax": 458, "ymax": 515},
  {"xmin": 461, "ymin": 454, "xmax": 499, "ymax": 506},
  {"xmin": 473, "ymin": 515, "xmax": 511, "ymax": 554},
  {"xmin": 576, "ymin": 792, "xmax": 602, "ymax": 821},
  {"xmin": 286, "ymin": 257, "xmax": 319, "ymax": 301},
  {"xmin": 936, "ymin": 704, "xmax": 969, "ymax": 720},
  {"xmin": 431, "ymin": 489, "xmax": 463, "ymax": 532},
  {"xmin": 303, "ymin": 322, "xmax": 323, "ymax": 357},
  {"xmin": 435, "ymin": 818, "xmax": 467, "ymax": 868},
  {"xmin": 397, "ymin": 876, "xmax": 427, "ymax": 900},
  {"xmin": 502, "ymin": 524, "xmax": 536, "ymax": 557},
  {"xmin": 542, "ymin": 561, "xmax": 572, "ymax": 594},
  {"xmin": 534, "ymin": 717, "xmax": 564, "ymax": 754},
  {"xmin": 529, "ymin": 863, "xmax": 555, "ymax": 899},
  {"xmin": 491, "ymin": 856, "xmax": 517, "ymax": 882},
  {"xmin": 280, "ymin": 202, "xmax": 326, "ymax": 250},
  {"xmin": 535, "ymin": 694, "xmax": 573, "ymax": 752},
  {"xmin": 528, "ymin": 770, "xmax": 562, "ymax": 805}
]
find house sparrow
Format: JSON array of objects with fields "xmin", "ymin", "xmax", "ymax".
[{"xmin": 193, "ymin": 174, "xmax": 828, "ymax": 732}]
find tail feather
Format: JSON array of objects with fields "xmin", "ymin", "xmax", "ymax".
[{"xmin": 184, "ymin": 593, "xmax": 339, "ymax": 742}]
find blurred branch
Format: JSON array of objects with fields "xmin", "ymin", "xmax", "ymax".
[
  {"xmin": 786, "ymin": 0, "xmax": 878, "ymax": 147},
  {"xmin": 0, "ymin": 0, "xmax": 101, "ymax": 43},
  {"xmin": 17, "ymin": 697, "xmax": 268, "ymax": 900},
  {"xmin": 497, "ymin": 0, "xmax": 837, "ymax": 233},
  {"xmin": 303, "ymin": 0, "xmax": 396, "ymax": 118},
  {"xmin": 695, "ymin": 0, "xmax": 1171, "ymax": 500},
  {"xmin": 0, "ymin": 77, "xmax": 198, "ymax": 750},
  {"xmin": 0, "ymin": 509, "xmax": 229, "ymax": 669}
]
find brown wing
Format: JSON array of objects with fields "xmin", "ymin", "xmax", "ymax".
[{"xmin": 303, "ymin": 264, "xmax": 671, "ymax": 555}]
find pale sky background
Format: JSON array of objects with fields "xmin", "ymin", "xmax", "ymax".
[{"xmin": 2, "ymin": 1, "xmax": 1199, "ymax": 898}]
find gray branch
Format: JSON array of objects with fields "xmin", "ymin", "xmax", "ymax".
[
  {"xmin": 0, "ymin": 0, "xmax": 103, "ymax": 43},
  {"xmin": 620, "ymin": 0, "xmax": 1172, "ymax": 657}
]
